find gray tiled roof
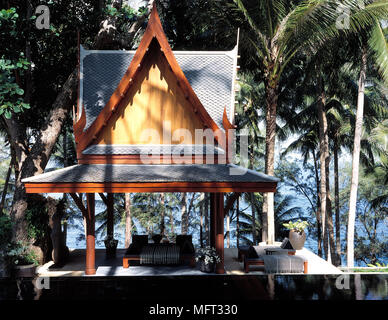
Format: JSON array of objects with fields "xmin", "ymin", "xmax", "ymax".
[
  {"xmin": 82, "ymin": 144, "xmax": 225, "ymax": 155},
  {"xmin": 22, "ymin": 164, "xmax": 279, "ymax": 184},
  {"xmin": 80, "ymin": 48, "xmax": 235, "ymax": 131}
]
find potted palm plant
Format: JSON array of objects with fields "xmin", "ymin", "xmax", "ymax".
[
  {"xmin": 195, "ymin": 247, "xmax": 221, "ymax": 273},
  {"xmin": 6, "ymin": 242, "xmax": 38, "ymax": 277},
  {"xmin": 283, "ymin": 220, "xmax": 309, "ymax": 250}
]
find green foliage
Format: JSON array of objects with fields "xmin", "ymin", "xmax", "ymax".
[
  {"xmin": 6, "ymin": 241, "xmax": 39, "ymax": 266},
  {"xmin": 0, "ymin": 8, "xmax": 30, "ymax": 118},
  {"xmin": 351, "ymin": 267, "xmax": 388, "ymax": 272},
  {"xmin": 25, "ymin": 201, "xmax": 49, "ymax": 242},
  {"xmin": 0, "ymin": 7, "xmax": 19, "ymax": 23},
  {"xmin": 0, "ymin": 213, "xmax": 13, "ymax": 252},
  {"xmin": 0, "ymin": 1, "xmax": 103, "ymax": 131},
  {"xmin": 367, "ymin": 262, "xmax": 388, "ymax": 267},
  {"xmin": 340, "ymin": 164, "xmax": 388, "ymax": 265},
  {"xmin": 0, "ymin": 213, "xmax": 38, "ymax": 266},
  {"xmin": 103, "ymin": 1, "xmax": 147, "ymax": 36},
  {"xmin": 369, "ymin": 21, "xmax": 388, "ymax": 85},
  {"xmin": 283, "ymin": 219, "xmax": 309, "ymax": 234},
  {"xmin": 236, "ymin": 188, "xmax": 304, "ymax": 245},
  {"xmin": 105, "ymin": 3, "xmax": 139, "ymax": 20}
]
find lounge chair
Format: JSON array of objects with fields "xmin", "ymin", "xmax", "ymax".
[{"xmin": 243, "ymin": 240, "xmax": 307, "ymax": 273}]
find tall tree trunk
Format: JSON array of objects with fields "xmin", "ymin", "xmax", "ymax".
[
  {"xmin": 261, "ymin": 193, "xmax": 268, "ymax": 242},
  {"xmin": 62, "ymin": 129, "xmax": 69, "ymax": 246},
  {"xmin": 204, "ymin": 193, "xmax": 209, "ymax": 246},
  {"xmin": 250, "ymin": 192, "xmax": 257, "ymax": 245},
  {"xmin": 317, "ymin": 73, "xmax": 328, "ymax": 260},
  {"xmin": 312, "ymin": 150, "xmax": 323, "ymax": 257},
  {"xmin": 160, "ymin": 193, "xmax": 165, "ymax": 235},
  {"xmin": 263, "ymin": 77, "xmax": 278, "ymax": 245},
  {"xmin": 48, "ymin": 197, "xmax": 68, "ymax": 265},
  {"xmin": 226, "ymin": 210, "xmax": 230, "ymax": 248},
  {"xmin": 200, "ymin": 193, "xmax": 204, "ymax": 247},
  {"xmin": 125, "ymin": 193, "xmax": 132, "ymax": 248},
  {"xmin": 334, "ymin": 140, "xmax": 342, "ymax": 265},
  {"xmin": 6, "ymin": 3, "xmax": 150, "ymax": 246},
  {"xmin": 248, "ymin": 150, "xmax": 257, "ymax": 245},
  {"xmin": 0, "ymin": 156, "xmax": 13, "ymax": 213},
  {"xmin": 347, "ymin": 48, "xmax": 367, "ymax": 267},
  {"xmin": 236, "ymin": 195, "xmax": 240, "ymax": 248},
  {"xmin": 180, "ymin": 193, "xmax": 188, "ymax": 234},
  {"xmin": 169, "ymin": 211, "xmax": 175, "ymax": 235},
  {"xmin": 9, "ymin": 68, "xmax": 78, "ymax": 243},
  {"xmin": 25, "ymin": 1, "xmax": 33, "ymax": 104},
  {"xmin": 325, "ymin": 152, "xmax": 337, "ymax": 264}
]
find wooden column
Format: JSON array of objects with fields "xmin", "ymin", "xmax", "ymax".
[
  {"xmin": 215, "ymin": 193, "xmax": 225, "ymax": 274},
  {"xmin": 107, "ymin": 193, "xmax": 114, "ymax": 238},
  {"xmin": 85, "ymin": 193, "xmax": 96, "ymax": 275}
]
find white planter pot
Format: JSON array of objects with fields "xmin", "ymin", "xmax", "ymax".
[{"xmin": 288, "ymin": 230, "xmax": 306, "ymax": 250}]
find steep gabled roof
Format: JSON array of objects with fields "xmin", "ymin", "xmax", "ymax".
[
  {"xmin": 79, "ymin": 49, "xmax": 236, "ymax": 132},
  {"xmin": 74, "ymin": 3, "xmax": 236, "ymax": 153}
]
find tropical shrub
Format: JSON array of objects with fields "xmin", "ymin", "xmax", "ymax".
[
  {"xmin": 195, "ymin": 247, "xmax": 221, "ymax": 265},
  {"xmin": 283, "ymin": 220, "xmax": 309, "ymax": 234}
]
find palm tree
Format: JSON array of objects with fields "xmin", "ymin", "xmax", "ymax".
[
  {"xmin": 230, "ymin": 0, "xmax": 388, "ymax": 245},
  {"xmin": 279, "ymin": 47, "xmax": 386, "ymax": 264},
  {"xmin": 280, "ymin": 107, "xmax": 323, "ymax": 256},
  {"xmin": 347, "ymin": 46, "xmax": 368, "ymax": 268},
  {"xmin": 124, "ymin": 193, "xmax": 132, "ymax": 248},
  {"xmin": 235, "ymin": 71, "xmax": 266, "ymax": 243},
  {"xmin": 347, "ymin": 20, "xmax": 388, "ymax": 268}
]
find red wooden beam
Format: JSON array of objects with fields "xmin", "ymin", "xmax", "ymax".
[
  {"xmin": 215, "ymin": 193, "xmax": 225, "ymax": 274},
  {"xmin": 223, "ymin": 107, "xmax": 237, "ymax": 163},
  {"xmin": 25, "ymin": 182, "xmax": 277, "ymax": 194}
]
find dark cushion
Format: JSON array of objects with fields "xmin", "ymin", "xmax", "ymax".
[
  {"xmin": 176, "ymin": 235, "xmax": 192, "ymax": 247},
  {"xmin": 152, "ymin": 234, "xmax": 163, "ymax": 244},
  {"xmin": 248, "ymin": 246, "xmax": 259, "ymax": 259},
  {"xmin": 280, "ymin": 237, "xmax": 294, "ymax": 250},
  {"xmin": 125, "ymin": 235, "xmax": 148, "ymax": 255},
  {"xmin": 132, "ymin": 234, "xmax": 148, "ymax": 246},
  {"xmin": 176, "ymin": 235, "xmax": 194, "ymax": 254},
  {"xmin": 125, "ymin": 243, "xmax": 141, "ymax": 255},
  {"xmin": 180, "ymin": 240, "xmax": 195, "ymax": 254}
]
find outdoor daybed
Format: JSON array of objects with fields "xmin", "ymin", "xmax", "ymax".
[
  {"xmin": 242, "ymin": 242, "xmax": 308, "ymax": 274},
  {"xmin": 123, "ymin": 235, "xmax": 196, "ymax": 268}
]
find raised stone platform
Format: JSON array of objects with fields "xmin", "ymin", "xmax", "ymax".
[{"xmin": 37, "ymin": 246, "xmax": 342, "ymax": 277}]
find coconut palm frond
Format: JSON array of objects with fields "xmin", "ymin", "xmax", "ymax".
[{"xmin": 368, "ymin": 20, "xmax": 388, "ymax": 85}]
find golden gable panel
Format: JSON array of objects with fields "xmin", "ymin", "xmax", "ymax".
[{"xmin": 97, "ymin": 49, "xmax": 206, "ymax": 145}]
